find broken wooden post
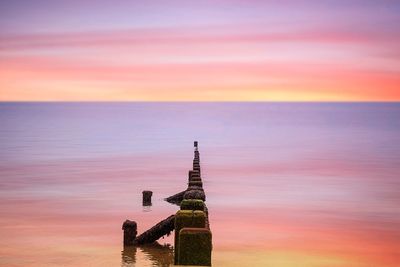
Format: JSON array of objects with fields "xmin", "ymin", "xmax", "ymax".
[
  {"xmin": 142, "ymin": 190, "xmax": 152, "ymax": 206},
  {"xmin": 134, "ymin": 215, "xmax": 175, "ymax": 245},
  {"xmin": 122, "ymin": 220, "xmax": 137, "ymax": 246},
  {"xmin": 165, "ymin": 190, "xmax": 186, "ymax": 204}
]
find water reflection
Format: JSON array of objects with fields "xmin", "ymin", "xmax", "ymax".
[
  {"xmin": 142, "ymin": 205, "xmax": 152, "ymax": 212},
  {"xmin": 121, "ymin": 242, "xmax": 174, "ymax": 267},
  {"xmin": 1, "ymin": 103, "xmax": 400, "ymax": 267},
  {"xmin": 121, "ymin": 246, "xmax": 137, "ymax": 266}
]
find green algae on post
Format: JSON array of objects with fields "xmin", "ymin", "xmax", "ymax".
[
  {"xmin": 174, "ymin": 210, "xmax": 206, "ymax": 264},
  {"xmin": 178, "ymin": 228, "xmax": 212, "ymax": 266},
  {"xmin": 180, "ymin": 199, "xmax": 205, "ymax": 211}
]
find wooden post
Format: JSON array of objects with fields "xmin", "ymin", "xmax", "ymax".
[
  {"xmin": 174, "ymin": 210, "xmax": 206, "ymax": 264},
  {"xmin": 178, "ymin": 228, "xmax": 212, "ymax": 266},
  {"xmin": 184, "ymin": 189, "xmax": 206, "ymax": 201},
  {"xmin": 180, "ymin": 199, "xmax": 205, "ymax": 211},
  {"xmin": 122, "ymin": 220, "xmax": 137, "ymax": 246},
  {"xmin": 142, "ymin": 190, "xmax": 152, "ymax": 206}
]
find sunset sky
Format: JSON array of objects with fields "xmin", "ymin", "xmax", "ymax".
[{"xmin": 0, "ymin": 0, "xmax": 399, "ymax": 101}]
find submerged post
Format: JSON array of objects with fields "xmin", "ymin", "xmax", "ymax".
[
  {"xmin": 142, "ymin": 190, "xmax": 153, "ymax": 206},
  {"xmin": 122, "ymin": 220, "xmax": 137, "ymax": 246}
]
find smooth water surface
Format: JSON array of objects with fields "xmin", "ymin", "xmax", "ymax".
[{"xmin": 0, "ymin": 103, "xmax": 399, "ymax": 266}]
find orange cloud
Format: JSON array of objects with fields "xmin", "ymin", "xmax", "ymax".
[{"xmin": 1, "ymin": 26, "xmax": 399, "ymax": 101}]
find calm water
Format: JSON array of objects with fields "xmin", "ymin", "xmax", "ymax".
[{"xmin": 0, "ymin": 102, "xmax": 399, "ymax": 267}]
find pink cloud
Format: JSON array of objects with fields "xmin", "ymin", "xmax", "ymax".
[{"xmin": 0, "ymin": 26, "xmax": 398, "ymax": 51}]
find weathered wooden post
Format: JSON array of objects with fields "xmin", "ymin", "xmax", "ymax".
[
  {"xmin": 189, "ymin": 170, "xmax": 200, "ymax": 181},
  {"xmin": 178, "ymin": 228, "xmax": 212, "ymax": 266},
  {"xmin": 142, "ymin": 190, "xmax": 152, "ymax": 206},
  {"xmin": 184, "ymin": 189, "xmax": 206, "ymax": 201},
  {"xmin": 193, "ymin": 166, "xmax": 201, "ymax": 176},
  {"xmin": 122, "ymin": 220, "xmax": 137, "ymax": 246},
  {"xmin": 176, "ymin": 198, "xmax": 212, "ymax": 266},
  {"xmin": 174, "ymin": 210, "xmax": 206, "ymax": 264},
  {"xmin": 189, "ymin": 180, "xmax": 203, "ymax": 188},
  {"xmin": 134, "ymin": 215, "xmax": 175, "ymax": 245},
  {"xmin": 180, "ymin": 199, "xmax": 205, "ymax": 211}
]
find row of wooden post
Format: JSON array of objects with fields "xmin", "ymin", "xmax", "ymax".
[
  {"xmin": 174, "ymin": 141, "xmax": 212, "ymax": 266},
  {"xmin": 122, "ymin": 141, "xmax": 212, "ymax": 266}
]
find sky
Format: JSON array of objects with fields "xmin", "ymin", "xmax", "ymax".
[{"xmin": 0, "ymin": 0, "xmax": 399, "ymax": 101}]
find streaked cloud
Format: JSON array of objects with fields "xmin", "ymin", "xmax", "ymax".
[{"xmin": 0, "ymin": 1, "xmax": 399, "ymax": 101}]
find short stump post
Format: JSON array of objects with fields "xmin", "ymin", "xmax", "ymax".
[
  {"xmin": 142, "ymin": 190, "xmax": 152, "ymax": 206},
  {"xmin": 122, "ymin": 220, "xmax": 137, "ymax": 246}
]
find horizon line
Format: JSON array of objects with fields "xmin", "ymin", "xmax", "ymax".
[{"xmin": 1, "ymin": 100, "xmax": 399, "ymax": 104}]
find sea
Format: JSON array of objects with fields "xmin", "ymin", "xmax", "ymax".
[{"xmin": 0, "ymin": 102, "xmax": 399, "ymax": 266}]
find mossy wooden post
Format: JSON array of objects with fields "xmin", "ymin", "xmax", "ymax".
[
  {"xmin": 180, "ymin": 199, "xmax": 205, "ymax": 211},
  {"xmin": 178, "ymin": 228, "xmax": 212, "ymax": 266},
  {"xmin": 122, "ymin": 220, "xmax": 137, "ymax": 246},
  {"xmin": 174, "ymin": 210, "xmax": 206, "ymax": 264}
]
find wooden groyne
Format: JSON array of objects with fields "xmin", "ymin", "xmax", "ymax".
[
  {"xmin": 123, "ymin": 141, "xmax": 212, "ymax": 266},
  {"xmin": 134, "ymin": 215, "xmax": 175, "ymax": 245}
]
